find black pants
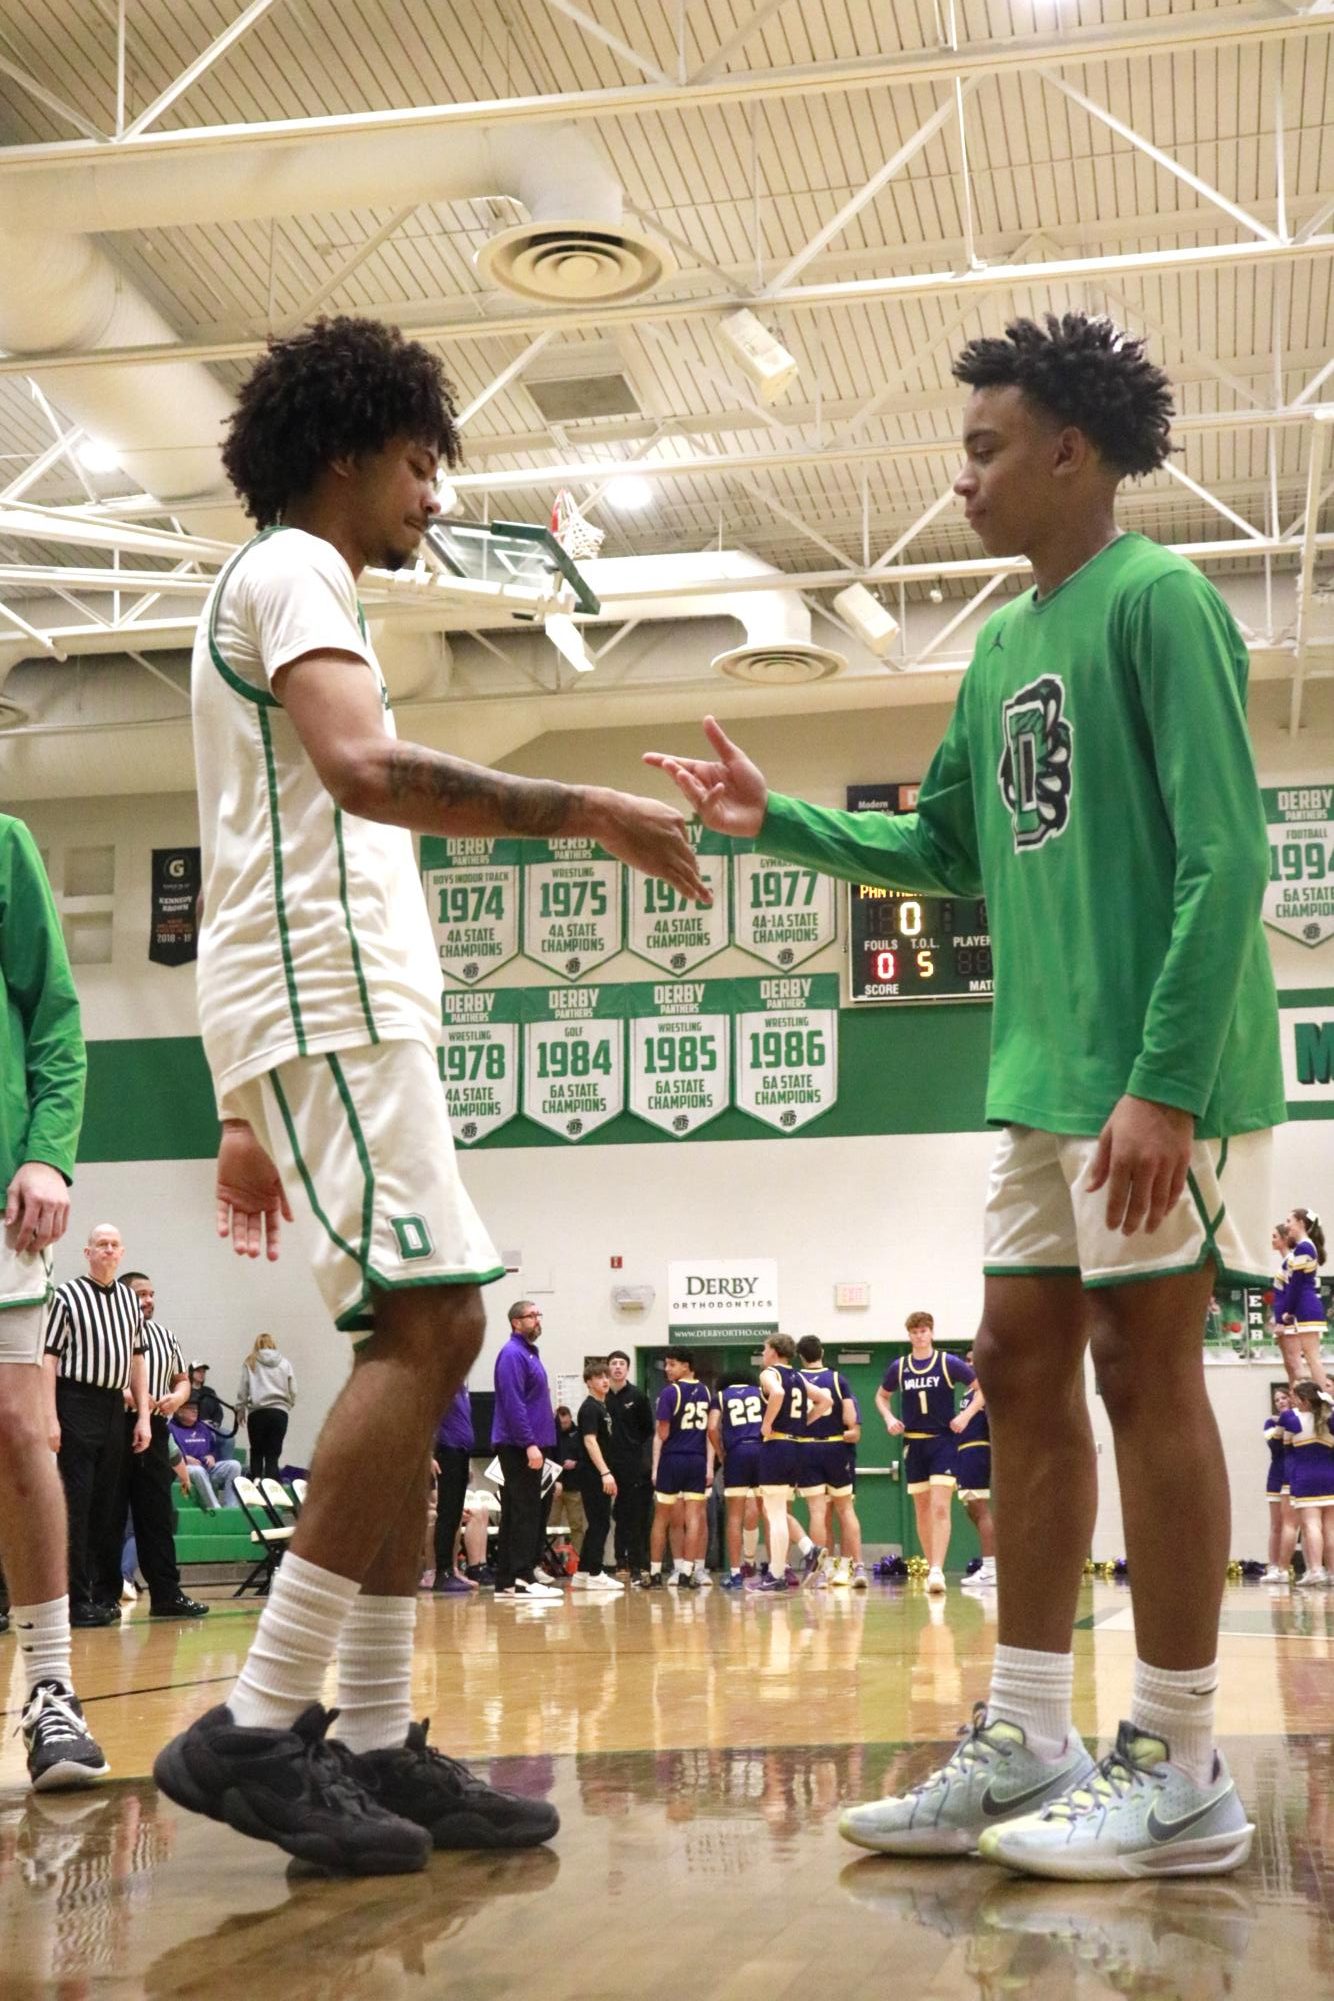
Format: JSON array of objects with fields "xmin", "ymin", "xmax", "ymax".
[
  {"xmin": 433, "ymin": 1447, "xmax": 471, "ymax": 1575},
  {"xmin": 577, "ymin": 1475, "xmax": 612, "ymax": 1575},
  {"xmin": 611, "ymin": 1459, "xmax": 651, "ymax": 1573},
  {"xmin": 56, "ymin": 1380, "xmax": 127, "ymax": 1613},
  {"xmin": 247, "ymin": 1407, "xmax": 289, "ymax": 1483},
  {"xmin": 100, "ymin": 1413, "xmax": 181, "ymax": 1609},
  {"xmin": 494, "ymin": 1446, "xmax": 544, "ymax": 1589}
]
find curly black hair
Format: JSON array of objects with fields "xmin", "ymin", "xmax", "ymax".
[
  {"xmin": 222, "ymin": 315, "xmax": 461, "ymax": 526},
  {"xmin": 951, "ymin": 312, "xmax": 1174, "ymax": 477}
]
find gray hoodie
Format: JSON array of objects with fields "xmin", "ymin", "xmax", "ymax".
[{"xmin": 237, "ymin": 1350, "xmax": 296, "ymax": 1416}]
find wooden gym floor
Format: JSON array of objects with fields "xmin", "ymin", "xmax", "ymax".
[{"xmin": 0, "ymin": 1578, "xmax": 1329, "ymax": 1999}]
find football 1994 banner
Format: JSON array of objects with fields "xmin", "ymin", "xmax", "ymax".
[{"xmin": 1263, "ymin": 785, "xmax": 1334, "ymax": 949}]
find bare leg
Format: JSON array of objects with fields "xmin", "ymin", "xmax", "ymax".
[
  {"xmin": 974, "ymin": 1275, "xmax": 1093, "ymax": 1654},
  {"xmin": 0, "ymin": 1364, "xmax": 67, "ymax": 1605},
  {"xmin": 1278, "ymin": 1498, "xmax": 1299, "ymax": 1570},
  {"xmin": 1267, "ymin": 1500, "xmax": 1283, "ymax": 1569},
  {"xmin": 462, "ymin": 1510, "xmax": 488, "ymax": 1568},
  {"xmin": 1300, "ymin": 1337, "xmax": 1330, "ymax": 1392},
  {"xmin": 650, "ymin": 1498, "xmax": 676, "ymax": 1566},
  {"xmin": 832, "ymin": 1494, "xmax": 862, "ymax": 1562},
  {"xmin": 910, "ymin": 1489, "xmax": 934, "ymax": 1562},
  {"xmin": 725, "ymin": 1496, "xmax": 744, "ymax": 1570},
  {"xmin": 929, "ymin": 1486, "xmax": 954, "ymax": 1569},
  {"xmin": 686, "ymin": 1499, "xmax": 708, "ymax": 1564},
  {"xmin": 966, "ymin": 1495, "xmax": 996, "ymax": 1560},
  {"xmin": 1277, "ymin": 1332, "xmax": 1303, "ymax": 1389},
  {"xmin": 804, "ymin": 1494, "xmax": 830, "ymax": 1548},
  {"xmin": 762, "ymin": 1491, "xmax": 790, "ymax": 1574},
  {"xmin": 1300, "ymin": 1508, "xmax": 1324, "ymax": 1571},
  {"xmin": 1087, "ymin": 1265, "xmax": 1226, "ymax": 1669}
]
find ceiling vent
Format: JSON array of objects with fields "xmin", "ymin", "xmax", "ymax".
[
  {"xmin": 475, "ymin": 222, "xmax": 674, "ymax": 304},
  {"xmin": 527, "ymin": 372, "xmax": 641, "ymax": 423},
  {"xmin": 714, "ymin": 641, "xmax": 844, "ymax": 685}
]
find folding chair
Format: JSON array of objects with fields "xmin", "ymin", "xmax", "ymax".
[
  {"xmin": 290, "ymin": 1477, "xmax": 308, "ymax": 1513},
  {"xmin": 260, "ymin": 1477, "xmax": 297, "ymax": 1523},
  {"xmin": 233, "ymin": 1475, "xmax": 295, "ymax": 1597}
]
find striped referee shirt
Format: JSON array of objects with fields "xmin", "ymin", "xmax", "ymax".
[
  {"xmin": 140, "ymin": 1318, "xmax": 187, "ymax": 1404},
  {"xmin": 44, "ymin": 1277, "xmax": 147, "ymax": 1391}
]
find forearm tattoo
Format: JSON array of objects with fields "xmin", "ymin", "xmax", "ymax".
[{"xmin": 385, "ymin": 748, "xmax": 578, "ymax": 836}]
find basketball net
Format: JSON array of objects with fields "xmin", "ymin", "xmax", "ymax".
[{"xmin": 550, "ymin": 489, "xmax": 605, "ymax": 561}]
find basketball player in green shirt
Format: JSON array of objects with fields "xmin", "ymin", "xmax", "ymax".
[{"xmin": 647, "ymin": 313, "xmax": 1283, "ymax": 1881}]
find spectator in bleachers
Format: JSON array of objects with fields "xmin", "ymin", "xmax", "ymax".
[
  {"xmin": 186, "ymin": 1361, "xmax": 229, "ymax": 1436},
  {"xmin": 169, "ymin": 1399, "xmax": 243, "ymax": 1511},
  {"xmin": 236, "ymin": 1333, "xmax": 296, "ymax": 1481}
]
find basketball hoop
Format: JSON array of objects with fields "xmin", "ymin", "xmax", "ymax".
[{"xmin": 550, "ymin": 489, "xmax": 605, "ymax": 562}]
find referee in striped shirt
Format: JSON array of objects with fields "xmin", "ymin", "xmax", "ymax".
[
  {"xmin": 117, "ymin": 1273, "xmax": 207, "ymax": 1618},
  {"xmin": 43, "ymin": 1224, "xmax": 150, "ymax": 1627}
]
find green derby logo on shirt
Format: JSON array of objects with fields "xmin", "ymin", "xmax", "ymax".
[{"xmin": 998, "ymin": 675, "xmax": 1074, "ymax": 851}]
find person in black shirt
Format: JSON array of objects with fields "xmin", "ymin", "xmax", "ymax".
[
  {"xmin": 572, "ymin": 1362, "xmax": 620, "ymax": 1591},
  {"xmin": 605, "ymin": 1350, "xmax": 654, "ymax": 1578}
]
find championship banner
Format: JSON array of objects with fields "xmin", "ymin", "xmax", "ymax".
[
  {"xmin": 1262, "ymin": 785, "xmax": 1334, "ymax": 948},
  {"xmin": 148, "ymin": 847, "xmax": 201, "ymax": 966},
  {"xmin": 421, "ymin": 835, "xmax": 522, "ymax": 985},
  {"xmin": 735, "ymin": 973, "xmax": 840, "ymax": 1133},
  {"xmin": 522, "ymin": 985, "xmax": 626, "ymax": 1141},
  {"xmin": 522, "ymin": 839, "xmax": 624, "ymax": 981},
  {"xmin": 667, "ymin": 1257, "xmax": 779, "ymax": 1345},
  {"xmin": 732, "ymin": 849, "xmax": 837, "ymax": 969},
  {"xmin": 440, "ymin": 989, "xmax": 523, "ymax": 1147},
  {"xmin": 625, "ymin": 981, "xmax": 733, "ymax": 1139},
  {"xmin": 625, "ymin": 827, "xmax": 732, "ymax": 975}
]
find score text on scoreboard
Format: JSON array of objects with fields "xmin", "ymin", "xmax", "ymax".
[{"xmin": 845, "ymin": 782, "xmax": 993, "ymax": 1006}]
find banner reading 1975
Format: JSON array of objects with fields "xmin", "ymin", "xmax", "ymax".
[
  {"xmin": 421, "ymin": 835, "xmax": 523, "ymax": 985},
  {"xmin": 523, "ymin": 839, "xmax": 624, "ymax": 981}
]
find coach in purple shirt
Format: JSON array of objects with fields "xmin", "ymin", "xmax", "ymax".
[{"xmin": 491, "ymin": 1302, "xmax": 556, "ymax": 1597}]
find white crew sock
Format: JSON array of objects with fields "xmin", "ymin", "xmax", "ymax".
[
  {"xmin": 330, "ymin": 1594, "xmax": 417, "ymax": 1754},
  {"xmin": 794, "ymin": 1532, "xmax": 814, "ymax": 1558},
  {"xmin": 674, "ymin": 1557, "xmax": 691, "ymax": 1578},
  {"xmin": 987, "ymin": 1643, "xmax": 1075, "ymax": 1761},
  {"xmin": 1130, "ymin": 1658, "xmax": 1218, "ymax": 1788},
  {"xmin": 12, "ymin": 1597, "xmax": 73, "ymax": 1697},
  {"xmin": 693, "ymin": 1559, "xmax": 706, "ymax": 1579},
  {"xmin": 741, "ymin": 1529, "xmax": 759, "ymax": 1563},
  {"xmin": 228, "ymin": 1553, "xmax": 359, "ymax": 1730},
  {"xmin": 649, "ymin": 1560, "xmax": 662, "ymax": 1576}
]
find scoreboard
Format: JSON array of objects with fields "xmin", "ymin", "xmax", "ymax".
[{"xmin": 845, "ymin": 783, "xmax": 993, "ymax": 1006}]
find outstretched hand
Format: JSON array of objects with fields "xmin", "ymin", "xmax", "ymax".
[
  {"xmin": 592, "ymin": 791, "xmax": 711, "ymax": 903},
  {"xmin": 642, "ymin": 716, "xmax": 768, "ymax": 840},
  {"xmin": 217, "ymin": 1119, "xmax": 293, "ymax": 1261}
]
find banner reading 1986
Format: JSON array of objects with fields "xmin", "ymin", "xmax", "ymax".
[
  {"xmin": 421, "ymin": 836, "xmax": 523, "ymax": 984},
  {"xmin": 523, "ymin": 986, "xmax": 627, "ymax": 1141},
  {"xmin": 440, "ymin": 990, "xmax": 523, "ymax": 1146},
  {"xmin": 735, "ymin": 974, "xmax": 839, "ymax": 1133},
  {"xmin": 523, "ymin": 839, "xmax": 624, "ymax": 980},
  {"xmin": 625, "ymin": 981, "xmax": 732, "ymax": 1138}
]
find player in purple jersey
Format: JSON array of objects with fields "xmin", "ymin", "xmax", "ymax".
[
  {"xmin": 712, "ymin": 1375, "xmax": 765, "ymax": 1589},
  {"xmin": 952, "ymin": 1386, "xmax": 996, "ymax": 1589},
  {"xmin": 756, "ymin": 1335, "xmax": 831, "ymax": 1591},
  {"xmin": 795, "ymin": 1336, "xmax": 867, "ymax": 1588},
  {"xmin": 641, "ymin": 1353, "xmax": 714, "ymax": 1590},
  {"xmin": 1261, "ymin": 1388, "xmax": 1299, "ymax": 1585},
  {"xmin": 876, "ymin": 1311, "xmax": 976, "ymax": 1594}
]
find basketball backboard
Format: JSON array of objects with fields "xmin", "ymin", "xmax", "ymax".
[{"xmin": 424, "ymin": 518, "xmax": 601, "ymax": 619}]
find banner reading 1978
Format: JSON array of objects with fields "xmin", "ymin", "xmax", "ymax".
[
  {"xmin": 732, "ymin": 849, "xmax": 837, "ymax": 969},
  {"xmin": 440, "ymin": 990, "xmax": 523, "ymax": 1147},
  {"xmin": 626, "ymin": 981, "xmax": 732, "ymax": 1138},
  {"xmin": 523, "ymin": 839, "xmax": 624, "ymax": 980},
  {"xmin": 735, "ymin": 974, "xmax": 839, "ymax": 1133},
  {"xmin": 523, "ymin": 986, "xmax": 627, "ymax": 1141},
  {"xmin": 421, "ymin": 835, "xmax": 523, "ymax": 984}
]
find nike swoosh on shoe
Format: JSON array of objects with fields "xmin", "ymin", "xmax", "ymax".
[
  {"xmin": 980, "ymin": 1776, "xmax": 1070, "ymax": 1818},
  {"xmin": 1146, "ymin": 1792, "xmax": 1231, "ymax": 1843}
]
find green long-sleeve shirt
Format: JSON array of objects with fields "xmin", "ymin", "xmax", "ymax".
[
  {"xmin": 761, "ymin": 534, "xmax": 1284, "ymax": 1140},
  {"xmin": 0, "ymin": 817, "xmax": 85, "ymax": 1190}
]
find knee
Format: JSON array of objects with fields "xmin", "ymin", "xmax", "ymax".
[
  {"xmin": 0, "ymin": 1391, "xmax": 50, "ymax": 1466},
  {"xmin": 1087, "ymin": 1330, "xmax": 1157, "ymax": 1424},
  {"xmin": 972, "ymin": 1324, "xmax": 1048, "ymax": 1413}
]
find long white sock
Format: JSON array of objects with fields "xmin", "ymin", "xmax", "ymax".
[
  {"xmin": 765, "ymin": 1501, "xmax": 790, "ymax": 1575},
  {"xmin": 1131, "ymin": 1658, "xmax": 1218, "ymax": 1788},
  {"xmin": 228, "ymin": 1554, "xmax": 359, "ymax": 1730},
  {"xmin": 12, "ymin": 1597, "xmax": 72, "ymax": 1697},
  {"xmin": 794, "ymin": 1532, "xmax": 814, "ymax": 1558},
  {"xmin": 330, "ymin": 1594, "xmax": 417, "ymax": 1754},
  {"xmin": 987, "ymin": 1644, "xmax": 1074, "ymax": 1761}
]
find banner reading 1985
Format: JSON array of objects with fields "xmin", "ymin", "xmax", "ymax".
[
  {"xmin": 734, "ymin": 974, "xmax": 839, "ymax": 1133},
  {"xmin": 625, "ymin": 981, "xmax": 732, "ymax": 1138},
  {"xmin": 523, "ymin": 986, "xmax": 627, "ymax": 1141},
  {"xmin": 440, "ymin": 990, "xmax": 523, "ymax": 1146},
  {"xmin": 421, "ymin": 835, "xmax": 523, "ymax": 984},
  {"xmin": 523, "ymin": 839, "xmax": 624, "ymax": 980}
]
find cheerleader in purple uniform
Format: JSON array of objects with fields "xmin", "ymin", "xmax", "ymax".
[
  {"xmin": 1289, "ymin": 1380, "xmax": 1334, "ymax": 1588},
  {"xmin": 1275, "ymin": 1208, "xmax": 1329, "ymax": 1391},
  {"xmin": 1261, "ymin": 1388, "xmax": 1300, "ymax": 1584}
]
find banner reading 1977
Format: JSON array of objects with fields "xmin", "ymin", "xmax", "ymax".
[
  {"xmin": 734, "ymin": 974, "xmax": 839, "ymax": 1133},
  {"xmin": 421, "ymin": 835, "xmax": 523, "ymax": 985},
  {"xmin": 732, "ymin": 849, "xmax": 837, "ymax": 969},
  {"xmin": 626, "ymin": 981, "xmax": 733, "ymax": 1138},
  {"xmin": 523, "ymin": 986, "xmax": 627, "ymax": 1141},
  {"xmin": 523, "ymin": 839, "xmax": 624, "ymax": 980},
  {"xmin": 440, "ymin": 990, "xmax": 523, "ymax": 1147}
]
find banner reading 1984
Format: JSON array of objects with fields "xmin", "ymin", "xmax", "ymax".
[
  {"xmin": 523, "ymin": 839, "xmax": 624, "ymax": 980},
  {"xmin": 440, "ymin": 990, "xmax": 523, "ymax": 1146},
  {"xmin": 735, "ymin": 974, "xmax": 839, "ymax": 1133},
  {"xmin": 523, "ymin": 986, "xmax": 626, "ymax": 1141},
  {"xmin": 732, "ymin": 849, "xmax": 837, "ymax": 970},
  {"xmin": 626, "ymin": 981, "xmax": 732, "ymax": 1138},
  {"xmin": 421, "ymin": 836, "xmax": 523, "ymax": 984}
]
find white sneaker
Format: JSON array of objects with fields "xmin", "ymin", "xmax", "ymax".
[
  {"xmin": 1259, "ymin": 1565, "xmax": 1287, "ymax": 1585},
  {"xmin": 522, "ymin": 1578, "xmax": 564, "ymax": 1600},
  {"xmin": 570, "ymin": 1573, "xmax": 593, "ymax": 1590},
  {"xmin": 979, "ymin": 1721, "xmax": 1254, "ymax": 1881},
  {"xmin": 830, "ymin": 1557, "xmax": 852, "ymax": 1587},
  {"xmin": 587, "ymin": 1574, "xmax": 624, "ymax": 1591},
  {"xmin": 119, "ymin": 1580, "xmax": 137, "ymax": 1605},
  {"xmin": 926, "ymin": 1566, "xmax": 947, "ymax": 1594},
  {"xmin": 693, "ymin": 1571, "xmax": 712, "ymax": 1591},
  {"xmin": 839, "ymin": 1706, "xmax": 1094, "ymax": 1856},
  {"xmin": 1297, "ymin": 1566, "xmax": 1328, "ymax": 1588}
]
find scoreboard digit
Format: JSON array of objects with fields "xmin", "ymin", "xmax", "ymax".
[{"xmin": 845, "ymin": 783, "xmax": 993, "ymax": 1006}]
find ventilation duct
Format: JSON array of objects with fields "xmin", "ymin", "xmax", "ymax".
[{"xmin": 580, "ymin": 549, "xmax": 845, "ymax": 684}]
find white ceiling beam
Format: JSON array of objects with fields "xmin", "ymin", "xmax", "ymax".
[
  {"xmin": 689, "ymin": 0, "xmax": 797, "ymax": 84},
  {"xmin": 279, "ymin": 204, "xmax": 417, "ymax": 328},
  {"xmin": 456, "ymin": 332, "xmax": 557, "ymax": 430},
  {"xmin": 1294, "ymin": 356, "xmax": 1334, "ymax": 408},
  {"xmin": 1160, "ymin": 461, "xmax": 1267, "ymax": 541},
  {"xmin": 536, "ymin": 0, "xmax": 678, "ymax": 87},
  {"xmin": 1288, "ymin": 416, "xmax": 1332, "ymax": 734},
  {"xmin": 760, "ymin": 82, "xmax": 977, "ymax": 296},
  {"xmin": 0, "ymin": 48, "xmax": 106, "ymax": 141},
  {"xmin": 9, "ymin": 235, "xmax": 1330, "ymax": 376},
  {"xmin": 1297, "ymin": 195, "xmax": 1334, "ymax": 243},
  {"xmin": 869, "ymin": 490, "xmax": 959, "ymax": 573},
  {"xmin": 913, "ymin": 570, "xmax": 1011, "ymax": 663},
  {"xmin": 0, "ymin": 426, "xmax": 87, "ymax": 505},
  {"xmin": 120, "ymin": 0, "xmax": 284, "ymax": 140},
  {"xmin": 730, "ymin": 475, "xmax": 855, "ymax": 568},
  {"xmin": 1096, "ymin": 280, "xmax": 1270, "ymax": 411},
  {"xmin": 1039, "ymin": 71, "xmax": 1279, "ymax": 244}
]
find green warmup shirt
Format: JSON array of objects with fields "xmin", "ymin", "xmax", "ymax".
[
  {"xmin": 761, "ymin": 534, "xmax": 1284, "ymax": 1140},
  {"xmin": 0, "ymin": 816, "xmax": 85, "ymax": 1192}
]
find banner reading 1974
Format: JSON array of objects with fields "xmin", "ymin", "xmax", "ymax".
[
  {"xmin": 626, "ymin": 981, "xmax": 733, "ymax": 1138},
  {"xmin": 735, "ymin": 974, "xmax": 839, "ymax": 1133},
  {"xmin": 421, "ymin": 836, "xmax": 523, "ymax": 985},
  {"xmin": 732, "ymin": 849, "xmax": 837, "ymax": 970},
  {"xmin": 1263, "ymin": 785, "xmax": 1334, "ymax": 949},
  {"xmin": 523, "ymin": 986, "xmax": 626, "ymax": 1141},
  {"xmin": 625, "ymin": 827, "xmax": 732, "ymax": 975},
  {"xmin": 523, "ymin": 839, "xmax": 624, "ymax": 981},
  {"xmin": 440, "ymin": 990, "xmax": 523, "ymax": 1147}
]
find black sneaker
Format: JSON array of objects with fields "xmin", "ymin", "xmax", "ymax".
[
  {"xmin": 350, "ymin": 1720, "xmax": 559, "ymax": 1850},
  {"xmin": 674, "ymin": 1572, "xmax": 697, "ymax": 1590},
  {"xmin": 70, "ymin": 1603, "xmax": 120, "ymax": 1629},
  {"xmin": 153, "ymin": 1703, "xmax": 430, "ymax": 1875},
  {"xmin": 22, "ymin": 1681, "xmax": 110, "ymax": 1791},
  {"xmin": 0, "ymin": 1610, "xmax": 9, "ymax": 1634},
  {"xmin": 635, "ymin": 1572, "xmax": 665, "ymax": 1590},
  {"xmin": 149, "ymin": 1595, "xmax": 210, "ymax": 1619}
]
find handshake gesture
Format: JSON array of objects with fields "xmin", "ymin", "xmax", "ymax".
[{"xmin": 643, "ymin": 716, "xmax": 769, "ymax": 839}]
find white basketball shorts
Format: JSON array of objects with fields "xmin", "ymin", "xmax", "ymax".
[{"xmin": 0, "ymin": 1240, "xmax": 51, "ymax": 1363}]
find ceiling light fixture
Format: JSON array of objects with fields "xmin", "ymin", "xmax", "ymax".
[
  {"xmin": 603, "ymin": 473, "xmax": 654, "ymax": 511},
  {"xmin": 76, "ymin": 438, "xmax": 121, "ymax": 473}
]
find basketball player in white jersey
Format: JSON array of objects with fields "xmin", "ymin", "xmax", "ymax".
[{"xmin": 154, "ymin": 316, "xmax": 707, "ymax": 1873}]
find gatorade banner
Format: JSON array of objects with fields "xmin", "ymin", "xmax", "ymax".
[
  {"xmin": 421, "ymin": 836, "xmax": 522, "ymax": 984},
  {"xmin": 148, "ymin": 847, "xmax": 201, "ymax": 966},
  {"xmin": 732, "ymin": 851, "xmax": 837, "ymax": 970},
  {"xmin": 523, "ymin": 986, "xmax": 626, "ymax": 1141},
  {"xmin": 625, "ymin": 828, "xmax": 732, "ymax": 975},
  {"xmin": 439, "ymin": 990, "xmax": 523, "ymax": 1146},
  {"xmin": 1262, "ymin": 785, "xmax": 1334, "ymax": 948},
  {"xmin": 626, "ymin": 981, "xmax": 732, "ymax": 1139},
  {"xmin": 522, "ymin": 839, "xmax": 624, "ymax": 980},
  {"xmin": 734, "ymin": 974, "xmax": 839, "ymax": 1133}
]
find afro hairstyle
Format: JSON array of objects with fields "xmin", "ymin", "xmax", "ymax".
[
  {"xmin": 951, "ymin": 312, "xmax": 1174, "ymax": 477},
  {"xmin": 222, "ymin": 315, "xmax": 461, "ymax": 527}
]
